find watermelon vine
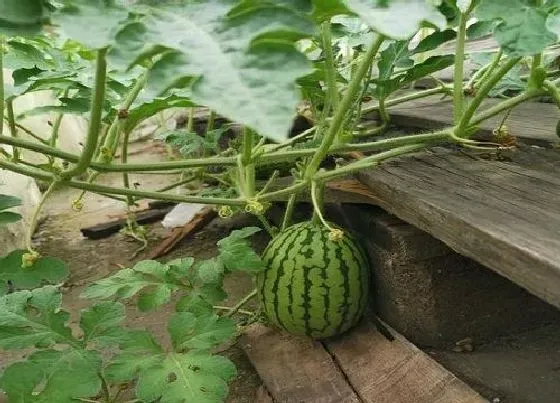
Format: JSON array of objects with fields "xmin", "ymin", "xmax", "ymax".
[{"xmin": 1, "ymin": 0, "xmax": 560, "ymax": 401}]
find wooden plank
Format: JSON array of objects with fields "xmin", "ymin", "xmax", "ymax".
[
  {"xmin": 240, "ymin": 324, "xmax": 360, "ymax": 403},
  {"xmin": 324, "ymin": 319, "xmax": 486, "ymax": 403},
  {"xmin": 80, "ymin": 207, "xmax": 173, "ymax": 239},
  {"xmin": 357, "ymin": 146, "xmax": 560, "ymax": 309},
  {"xmin": 364, "ymin": 95, "xmax": 560, "ymax": 144}
]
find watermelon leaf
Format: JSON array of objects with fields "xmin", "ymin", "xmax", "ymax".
[
  {"xmin": 81, "ymin": 260, "xmax": 185, "ymax": 311},
  {"xmin": 168, "ymin": 311, "xmax": 235, "ymax": 351},
  {"xmin": 0, "ymin": 251, "xmax": 68, "ymax": 296},
  {"xmin": 107, "ymin": 323, "xmax": 236, "ymax": 402},
  {"xmin": 0, "ymin": 286, "xmax": 74, "ymax": 350},
  {"xmin": 217, "ymin": 228, "xmax": 265, "ymax": 274},
  {"xmin": 0, "ymin": 195, "xmax": 22, "ymax": 227},
  {"xmin": 0, "ymin": 349, "xmax": 102, "ymax": 403}
]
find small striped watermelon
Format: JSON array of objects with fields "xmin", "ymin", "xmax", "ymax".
[{"xmin": 257, "ymin": 221, "xmax": 370, "ymax": 338}]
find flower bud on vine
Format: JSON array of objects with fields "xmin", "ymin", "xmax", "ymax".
[
  {"xmin": 72, "ymin": 199, "xmax": 84, "ymax": 212},
  {"xmin": 21, "ymin": 250, "xmax": 40, "ymax": 269},
  {"xmin": 245, "ymin": 199, "xmax": 265, "ymax": 214},
  {"xmin": 218, "ymin": 205, "xmax": 233, "ymax": 218}
]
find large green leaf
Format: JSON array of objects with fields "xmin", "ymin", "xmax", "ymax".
[
  {"xmin": 0, "ymin": 0, "xmax": 46, "ymax": 36},
  {"xmin": 344, "ymin": 0, "xmax": 447, "ymax": 40},
  {"xmin": 53, "ymin": 0, "xmax": 128, "ymax": 50},
  {"xmin": 216, "ymin": 227, "xmax": 265, "ymax": 273},
  {"xmin": 0, "ymin": 251, "xmax": 68, "ymax": 296},
  {"xmin": 476, "ymin": 0, "xmax": 557, "ymax": 56},
  {"xmin": 3, "ymin": 40, "xmax": 51, "ymax": 70},
  {"xmin": 119, "ymin": 1, "xmax": 315, "ymax": 142},
  {"xmin": 0, "ymin": 287, "xmax": 74, "ymax": 349},
  {"xmin": 79, "ymin": 301, "xmax": 126, "ymax": 344},
  {"xmin": 168, "ymin": 312, "xmax": 235, "ymax": 351},
  {"xmin": 107, "ymin": 329, "xmax": 236, "ymax": 403},
  {"xmin": 311, "ymin": 0, "xmax": 352, "ymax": 22},
  {"xmin": 0, "ymin": 349, "xmax": 102, "ymax": 403}
]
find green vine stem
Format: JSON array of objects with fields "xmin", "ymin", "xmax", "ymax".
[
  {"xmin": 240, "ymin": 127, "xmax": 255, "ymax": 196},
  {"xmin": 206, "ymin": 110, "xmax": 216, "ymax": 133},
  {"xmin": 281, "ymin": 191, "xmax": 298, "ymax": 231},
  {"xmin": 456, "ymin": 57, "xmax": 522, "ymax": 137},
  {"xmin": 453, "ymin": 11, "xmax": 468, "ymax": 124},
  {"xmin": 313, "ymin": 143, "xmax": 427, "ymax": 181},
  {"xmin": 474, "ymin": 50, "xmax": 502, "ymax": 91},
  {"xmin": 187, "ymin": 107, "xmax": 195, "ymax": 133},
  {"xmin": 26, "ymin": 180, "xmax": 59, "ymax": 254},
  {"xmin": 11, "ymin": 122, "xmax": 48, "ymax": 145},
  {"xmin": 97, "ymin": 73, "xmax": 148, "ymax": 164},
  {"xmin": 121, "ymin": 128, "xmax": 134, "ymax": 207},
  {"xmin": 528, "ymin": 52, "xmax": 544, "ymax": 89},
  {"xmin": 62, "ymin": 48, "xmax": 108, "ymax": 179},
  {"xmin": 49, "ymin": 89, "xmax": 69, "ymax": 149},
  {"xmin": 543, "ymin": 80, "xmax": 560, "ymax": 108},
  {"xmin": 5, "ymin": 100, "xmax": 19, "ymax": 162},
  {"xmin": 470, "ymin": 87, "xmax": 545, "ymax": 126},
  {"xmin": 311, "ymin": 180, "xmax": 325, "ymax": 225},
  {"xmin": 304, "ymin": 34, "xmax": 385, "ymax": 181},
  {"xmin": 0, "ymin": 158, "xmax": 247, "ymax": 206},
  {"xmin": 363, "ymin": 86, "xmax": 452, "ymax": 114},
  {"xmin": 224, "ymin": 288, "xmax": 258, "ymax": 317},
  {"xmin": 322, "ymin": 21, "xmax": 339, "ymax": 114},
  {"xmin": 0, "ymin": 130, "xmax": 450, "ymax": 172}
]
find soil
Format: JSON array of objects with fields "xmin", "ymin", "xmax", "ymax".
[{"xmin": 0, "ymin": 141, "xmax": 265, "ymax": 403}]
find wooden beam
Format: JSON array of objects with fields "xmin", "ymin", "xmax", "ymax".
[
  {"xmin": 241, "ymin": 320, "xmax": 485, "ymax": 403},
  {"xmin": 324, "ymin": 320, "xmax": 486, "ymax": 403},
  {"xmin": 357, "ymin": 147, "xmax": 560, "ymax": 309},
  {"xmin": 240, "ymin": 324, "xmax": 360, "ymax": 403}
]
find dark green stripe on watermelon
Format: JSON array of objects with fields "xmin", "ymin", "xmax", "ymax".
[{"xmin": 257, "ymin": 221, "xmax": 370, "ymax": 339}]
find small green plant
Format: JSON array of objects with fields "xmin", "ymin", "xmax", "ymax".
[{"xmin": 0, "ymin": 228, "xmax": 264, "ymax": 403}]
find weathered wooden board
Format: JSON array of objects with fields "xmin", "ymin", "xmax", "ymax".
[
  {"xmin": 364, "ymin": 95, "xmax": 560, "ymax": 143},
  {"xmin": 324, "ymin": 320, "xmax": 486, "ymax": 403},
  {"xmin": 240, "ymin": 324, "xmax": 360, "ymax": 403},
  {"xmin": 357, "ymin": 146, "xmax": 560, "ymax": 309}
]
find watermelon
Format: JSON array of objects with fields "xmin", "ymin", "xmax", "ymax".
[{"xmin": 257, "ymin": 221, "xmax": 370, "ymax": 339}]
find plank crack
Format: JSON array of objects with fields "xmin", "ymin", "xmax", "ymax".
[{"xmin": 322, "ymin": 340, "xmax": 365, "ymax": 403}]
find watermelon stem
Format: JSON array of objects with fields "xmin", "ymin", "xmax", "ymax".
[
  {"xmin": 225, "ymin": 288, "xmax": 258, "ymax": 317},
  {"xmin": 311, "ymin": 180, "xmax": 335, "ymax": 232}
]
